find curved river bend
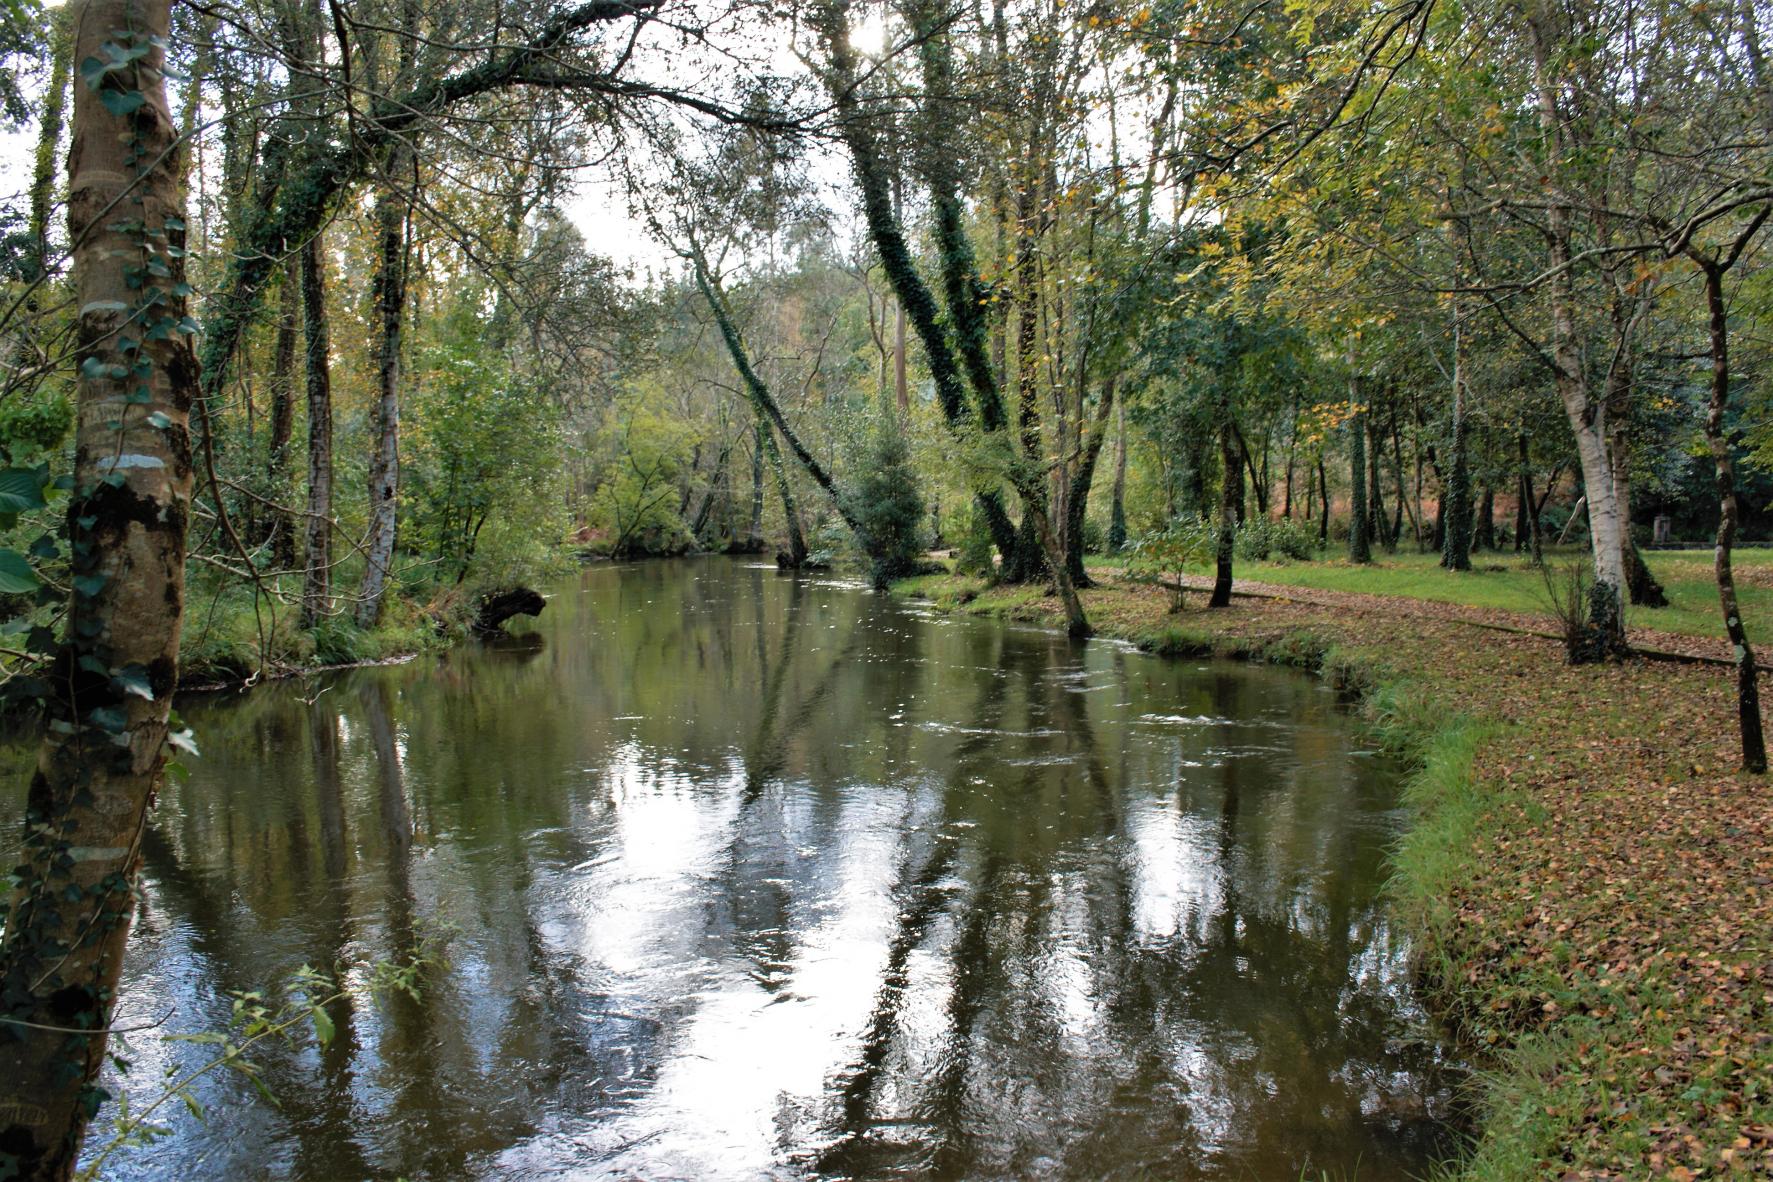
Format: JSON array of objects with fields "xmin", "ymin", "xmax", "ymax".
[{"xmin": 4, "ymin": 558, "xmax": 1459, "ymax": 1180}]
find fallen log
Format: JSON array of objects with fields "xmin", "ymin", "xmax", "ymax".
[{"xmin": 474, "ymin": 587, "xmax": 546, "ymax": 635}]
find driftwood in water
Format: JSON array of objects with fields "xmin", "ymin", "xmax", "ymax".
[{"xmin": 474, "ymin": 587, "xmax": 546, "ymax": 635}]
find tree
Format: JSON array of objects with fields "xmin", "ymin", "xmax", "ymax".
[{"xmin": 0, "ymin": 0, "xmax": 199, "ymax": 1173}]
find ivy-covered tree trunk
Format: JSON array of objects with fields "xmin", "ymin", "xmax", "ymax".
[
  {"xmin": 357, "ymin": 0, "xmax": 419, "ymax": 625},
  {"xmin": 1004, "ymin": 185, "xmax": 1047, "ymax": 587},
  {"xmin": 1475, "ymin": 486, "xmax": 1495, "ymax": 551},
  {"xmin": 1107, "ymin": 400, "xmax": 1128, "ymax": 552},
  {"xmin": 810, "ymin": 0, "xmax": 1020, "ymax": 570},
  {"xmin": 0, "ymin": 1, "xmax": 198, "ymax": 1174},
  {"xmin": 762, "ymin": 423, "xmax": 808, "ymax": 568},
  {"xmin": 300, "ymin": 235, "xmax": 333, "ymax": 628},
  {"xmin": 1391, "ymin": 417, "xmax": 1410, "ymax": 547},
  {"xmin": 1063, "ymin": 379, "xmax": 1115, "ymax": 588},
  {"xmin": 1210, "ymin": 411, "xmax": 1237, "ymax": 607},
  {"xmin": 357, "ymin": 163, "xmax": 410, "ymax": 627},
  {"xmin": 1699, "ymin": 255, "xmax": 1767, "ymax": 774},
  {"xmin": 23, "ymin": 8, "xmax": 71, "ymax": 289},
  {"xmin": 691, "ymin": 255, "xmax": 861, "ymax": 538},
  {"xmin": 1348, "ymin": 383, "xmax": 1371, "ymax": 565},
  {"xmin": 266, "ymin": 262, "xmax": 298, "ymax": 569},
  {"xmin": 1317, "ymin": 456, "xmax": 1329, "ymax": 544},
  {"xmin": 1442, "ymin": 317, "xmax": 1472, "ymax": 571},
  {"xmin": 747, "ymin": 420, "xmax": 765, "ymax": 551},
  {"xmin": 1367, "ymin": 413, "xmax": 1391, "ymax": 551}
]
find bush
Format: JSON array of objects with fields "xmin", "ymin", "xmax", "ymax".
[
  {"xmin": 1235, "ymin": 515, "xmax": 1320, "ymax": 562},
  {"xmin": 847, "ymin": 418, "xmax": 927, "ymax": 588},
  {"xmin": 1124, "ymin": 517, "xmax": 1215, "ymax": 611},
  {"xmin": 952, "ymin": 504, "xmax": 996, "ymax": 577}
]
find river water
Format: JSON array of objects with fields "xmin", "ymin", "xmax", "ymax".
[{"xmin": 4, "ymin": 558, "xmax": 1458, "ymax": 1180}]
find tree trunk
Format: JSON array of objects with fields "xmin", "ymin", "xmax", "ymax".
[
  {"xmin": 1003, "ymin": 179, "xmax": 1047, "ymax": 588},
  {"xmin": 1442, "ymin": 315, "xmax": 1472, "ymax": 571},
  {"xmin": 24, "ymin": 10, "xmax": 71, "ymax": 288},
  {"xmin": 473, "ymin": 588, "xmax": 547, "ymax": 635},
  {"xmin": 1108, "ymin": 399, "xmax": 1128, "ymax": 551},
  {"xmin": 894, "ymin": 300, "xmax": 908, "ymax": 413},
  {"xmin": 1529, "ymin": 9, "xmax": 1627, "ymax": 630},
  {"xmin": 1317, "ymin": 456, "xmax": 1329, "ymax": 544},
  {"xmin": 763, "ymin": 421, "xmax": 808, "ymax": 568},
  {"xmin": 691, "ymin": 255, "xmax": 863, "ymax": 539},
  {"xmin": 1390, "ymin": 411, "xmax": 1410, "ymax": 546},
  {"xmin": 1348, "ymin": 376, "xmax": 1371, "ymax": 565},
  {"xmin": 1064, "ymin": 379, "xmax": 1115, "ymax": 588},
  {"xmin": 812, "ymin": 0, "xmax": 1020, "ymax": 570},
  {"xmin": 266, "ymin": 262, "xmax": 298, "ymax": 569},
  {"xmin": 1475, "ymin": 486, "xmax": 1495, "ymax": 551},
  {"xmin": 1210, "ymin": 409, "xmax": 1237, "ymax": 607},
  {"xmin": 747, "ymin": 419, "xmax": 765, "ymax": 550},
  {"xmin": 300, "ymin": 234, "xmax": 333, "ymax": 627},
  {"xmin": 1700, "ymin": 257, "xmax": 1767, "ymax": 773},
  {"xmin": 0, "ymin": 1, "xmax": 198, "ymax": 1173},
  {"xmin": 356, "ymin": 153, "xmax": 410, "ymax": 627},
  {"xmin": 1367, "ymin": 412, "xmax": 1391, "ymax": 551}
]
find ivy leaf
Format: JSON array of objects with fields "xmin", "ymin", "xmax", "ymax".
[
  {"xmin": 88, "ymin": 705, "xmax": 127, "ymax": 734},
  {"xmin": 111, "ymin": 665, "xmax": 155, "ymax": 701},
  {"xmin": 73, "ymin": 573, "xmax": 108, "ymax": 598},
  {"xmin": 166, "ymin": 728, "xmax": 200, "ymax": 757},
  {"xmin": 99, "ymin": 89, "xmax": 146, "ymax": 117},
  {"xmin": 0, "ymin": 468, "xmax": 48, "ymax": 514},
  {"xmin": 309, "ymin": 1005, "xmax": 335, "ymax": 1047},
  {"xmin": 0, "ymin": 549, "xmax": 41, "ymax": 595}
]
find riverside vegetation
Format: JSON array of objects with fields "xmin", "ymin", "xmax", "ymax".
[{"xmin": 2, "ymin": 0, "xmax": 1772, "ymax": 1174}]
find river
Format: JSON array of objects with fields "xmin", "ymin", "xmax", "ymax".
[{"xmin": 3, "ymin": 558, "xmax": 1459, "ymax": 1180}]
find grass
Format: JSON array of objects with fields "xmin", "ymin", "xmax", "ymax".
[
  {"xmin": 178, "ymin": 573, "xmax": 450, "ymax": 686},
  {"xmin": 892, "ymin": 569, "xmax": 1773, "ymax": 1180},
  {"xmin": 1083, "ymin": 545, "xmax": 1773, "ymax": 644}
]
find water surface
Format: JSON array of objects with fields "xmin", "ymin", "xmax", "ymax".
[{"xmin": 4, "ymin": 558, "xmax": 1456, "ymax": 1180}]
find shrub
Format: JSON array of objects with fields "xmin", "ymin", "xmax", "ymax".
[
  {"xmin": 847, "ymin": 417, "xmax": 927, "ymax": 588},
  {"xmin": 1235, "ymin": 515, "xmax": 1320, "ymax": 562},
  {"xmin": 1124, "ymin": 517, "xmax": 1215, "ymax": 611},
  {"xmin": 952, "ymin": 504, "xmax": 996, "ymax": 576}
]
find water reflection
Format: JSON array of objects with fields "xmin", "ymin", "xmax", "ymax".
[{"xmin": 2, "ymin": 558, "xmax": 1456, "ymax": 1181}]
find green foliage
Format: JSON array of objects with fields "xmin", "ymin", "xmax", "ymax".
[
  {"xmin": 951, "ymin": 502, "xmax": 996, "ymax": 577},
  {"xmin": 0, "ymin": 388, "xmax": 73, "ymax": 462},
  {"xmin": 76, "ymin": 938, "xmax": 449, "ymax": 1182},
  {"xmin": 404, "ymin": 295, "xmax": 568, "ymax": 586},
  {"xmin": 1124, "ymin": 517, "xmax": 1215, "ymax": 611},
  {"xmin": 1234, "ymin": 515, "xmax": 1319, "ymax": 562},
  {"xmin": 584, "ymin": 401, "xmax": 696, "ymax": 558},
  {"xmin": 846, "ymin": 415, "xmax": 926, "ymax": 588}
]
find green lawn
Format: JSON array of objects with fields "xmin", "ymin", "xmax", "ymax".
[{"xmin": 1086, "ymin": 545, "xmax": 1773, "ymax": 645}]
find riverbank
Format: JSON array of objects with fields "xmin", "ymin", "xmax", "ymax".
[
  {"xmin": 176, "ymin": 581, "xmax": 465, "ymax": 690},
  {"xmin": 893, "ymin": 571, "xmax": 1773, "ymax": 1180}
]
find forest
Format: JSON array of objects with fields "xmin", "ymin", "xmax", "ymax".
[{"xmin": 0, "ymin": 0, "xmax": 1771, "ymax": 1174}]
